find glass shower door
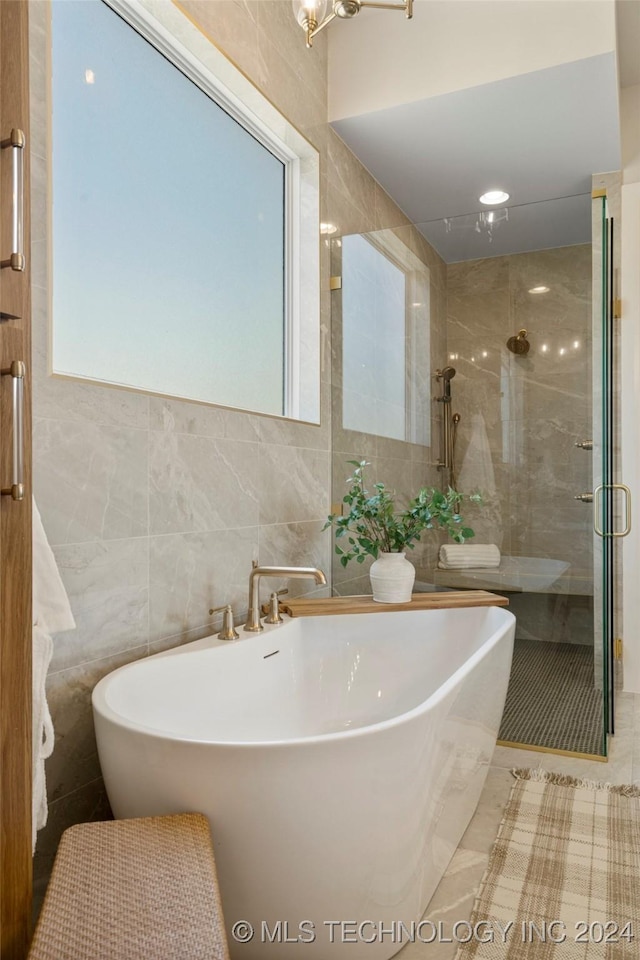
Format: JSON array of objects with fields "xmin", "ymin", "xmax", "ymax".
[{"xmin": 593, "ymin": 191, "xmax": 630, "ymax": 755}]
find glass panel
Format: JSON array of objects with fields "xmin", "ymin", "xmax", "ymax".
[
  {"xmin": 339, "ymin": 229, "xmax": 431, "ymax": 444},
  {"xmin": 599, "ymin": 195, "xmax": 614, "ymax": 753},
  {"xmin": 592, "ymin": 193, "xmax": 613, "ymax": 757},
  {"xmin": 51, "ymin": 0, "xmax": 286, "ymax": 416},
  {"xmin": 342, "ymin": 234, "xmax": 407, "ymax": 441},
  {"xmin": 446, "ymin": 229, "xmax": 600, "ymax": 754},
  {"xmin": 330, "ymin": 226, "xmax": 433, "ymax": 598}
]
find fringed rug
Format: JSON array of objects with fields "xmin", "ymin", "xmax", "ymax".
[{"xmin": 455, "ymin": 769, "xmax": 640, "ymax": 959}]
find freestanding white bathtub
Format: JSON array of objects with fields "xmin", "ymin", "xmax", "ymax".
[{"xmin": 92, "ymin": 606, "xmax": 515, "ymax": 959}]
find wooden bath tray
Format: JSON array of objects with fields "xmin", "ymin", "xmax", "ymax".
[{"xmin": 281, "ymin": 590, "xmax": 508, "ymax": 617}]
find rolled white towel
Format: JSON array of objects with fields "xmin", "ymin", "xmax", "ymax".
[{"xmin": 438, "ymin": 544, "xmax": 501, "ymax": 569}]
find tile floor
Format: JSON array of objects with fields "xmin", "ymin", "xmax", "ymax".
[{"xmin": 398, "ymin": 690, "xmax": 640, "ymax": 959}]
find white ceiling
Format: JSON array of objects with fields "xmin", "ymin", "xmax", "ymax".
[
  {"xmin": 328, "ymin": 0, "xmax": 617, "ymax": 120},
  {"xmin": 328, "ymin": 0, "xmax": 625, "ymax": 263},
  {"xmin": 331, "ymin": 54, "xmax": 621, "ymax": 262}
]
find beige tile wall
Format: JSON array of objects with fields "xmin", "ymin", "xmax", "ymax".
[{"xmin": 446, "ymin": 245, "xmax": 595, "ymax": 642}]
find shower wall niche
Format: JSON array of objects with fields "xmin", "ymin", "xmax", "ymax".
[{"xmin": 445, "ymin": 244, "xmax": 593, "ymax": 645}]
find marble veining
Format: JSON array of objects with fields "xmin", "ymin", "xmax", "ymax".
[
  {"xmin": 149, "ymin": 433, "xmax": 260, "ymax": 535},
  {"xmin": 33, "ymin": 418, "xmax": 149, "ymax": 545},
  {"xmin": 49, "ymin": 540, "xmax": 149, "ymax": 673},
  {"xmin": 148, "ymin": 527, "xmax": 258, "ymax": 644},
  {"xmin": 258, "ymin": 444, "xmax": 330, "ymax": 526}
]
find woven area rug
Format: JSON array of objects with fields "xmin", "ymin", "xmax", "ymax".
[{"xmin": 455, "ymin": 769, "xmax": 640, "ymax": 959}]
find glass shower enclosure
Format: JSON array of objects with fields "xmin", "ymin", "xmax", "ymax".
[{"xmin": 330, "ymin": 191, "xmax": 625, "ymax": 759}]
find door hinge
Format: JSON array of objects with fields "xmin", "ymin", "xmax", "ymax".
[
  {"xmin": 614, "ymin": 637, "xmax": 623, "ymax": 660},
  {"xmin": 330, "ymin": 276, "xmax": 342, "ymax": 291},
  {"xmin": 613, "ymin": 298, "xmax": 622, "ymax": 319}
]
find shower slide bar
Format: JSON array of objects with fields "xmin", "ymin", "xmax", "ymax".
[{"xmin": 434, "ymin": 368, "xmax": 459, "ymax": 486}]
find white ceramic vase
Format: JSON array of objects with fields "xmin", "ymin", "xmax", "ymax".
[{"xmin": 369, "ymin": 551, "xmax": 416, "ymax": 603}]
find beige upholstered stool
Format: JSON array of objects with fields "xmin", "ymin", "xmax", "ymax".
[{"xmin": 29, "ymin": 813, "xmax": 230, "ymax": 960}]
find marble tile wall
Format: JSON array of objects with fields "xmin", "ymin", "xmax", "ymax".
[
  {"xmin": 28, "ymin": 0, "xmax": 425, "ymax": 881},
  {"xmin": 446, "ymin": 246, "xmax": 594, "ymax": 642}
]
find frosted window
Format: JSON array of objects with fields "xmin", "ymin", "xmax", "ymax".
[
  {"xmin": 51, "ymin": 0, "xmax": 289, "ymax": 416},
  {"xmin": 341, "ymin": 232, "xmax": 430, "ymax": 444}
]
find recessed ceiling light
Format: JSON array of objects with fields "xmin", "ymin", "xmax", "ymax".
[
  {"xmin": 320, "ymin": 222, "xmax": 337, "ymax": 235},
  {"xmin": 479, "ymin": 190, "xmax": 509, "ymax": 205},
  {"xmin": 528, "ymin": 285, "xmax": 550, "ymax": 294}
]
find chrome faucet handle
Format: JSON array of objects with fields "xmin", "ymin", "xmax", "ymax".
[{"xmin": 209, "ymin": 604, "xmax": 240, "ymax": 641}]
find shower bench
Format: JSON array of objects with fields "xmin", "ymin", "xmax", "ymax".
[
  {"xmin": 28, "ymin": 812, "xmax": 230, "ymax": 960},
  {"xmin": 432, "ymin": 557, "xmax": 594, "ymax": 645}
]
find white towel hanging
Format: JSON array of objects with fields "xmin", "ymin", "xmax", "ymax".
[{"xmin": 32, "ymin": 497, "xmax": 75, "ymax": 852}]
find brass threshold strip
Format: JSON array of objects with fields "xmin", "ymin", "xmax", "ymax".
[{"xmin": 497, "ymin": 739, "xmax": 608, "ymax": 763}]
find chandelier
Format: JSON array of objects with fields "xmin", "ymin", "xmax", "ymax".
[{"xmin": 293, "ymin": 0, "xmax": 413, "ymax": 48}]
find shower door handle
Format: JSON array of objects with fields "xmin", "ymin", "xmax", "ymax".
[{"xmin": 593, "ymin": 483, "xmax": 632, "ymax": 538}]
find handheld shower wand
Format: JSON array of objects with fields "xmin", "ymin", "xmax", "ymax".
[{"xmin": 437, "ymin": 365, "xmax": 456, "ymax": 400}]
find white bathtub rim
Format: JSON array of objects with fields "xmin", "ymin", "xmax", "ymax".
[{"xmin": 92, "ymin": 609, "xmax": 515, "ymax": 749}]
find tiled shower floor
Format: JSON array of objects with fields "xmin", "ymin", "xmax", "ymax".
[{"xmin": 497, "ymin": 638, "xmax": 604, "ymax": 755}]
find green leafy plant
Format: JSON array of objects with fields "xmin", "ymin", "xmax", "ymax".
[{"xmin": 324, "ymin": 460, "xmax": 479, "ymax": 567}]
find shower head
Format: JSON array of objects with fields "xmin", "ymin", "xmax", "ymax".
[
  {"xmin": 435, "ymin": 366, "xmax": 456, "ymax": 401},
  {"xmin": 506, "ymin": 330, "xmax": 530, "ymax": 355}
]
